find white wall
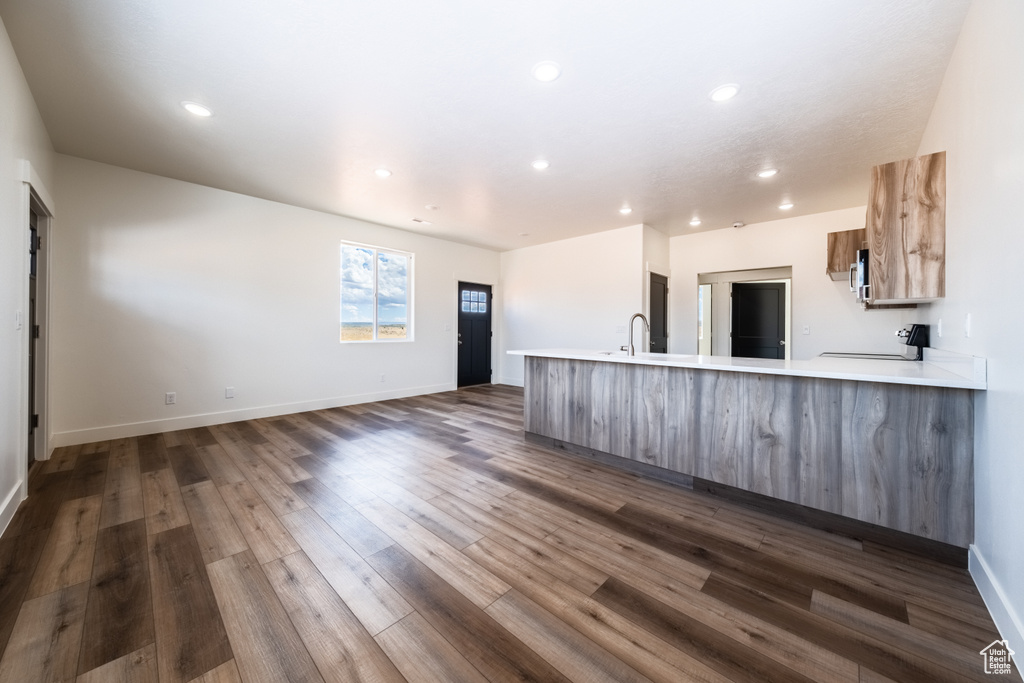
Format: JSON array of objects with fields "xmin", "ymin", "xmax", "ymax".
[
  {"xmin": 642, "ymin": 225, "xmax": 671, "ymax": 345},
  {"xmin": 914, "ymin": 0, "xmax": 1024, "ymax": 656},
  {"xmin": 642, "ymin": 225, "xmax": 670, "ymax": 279},
  {"xmin": 499, "ymin": 224, "xmax": 644, "ymax": 385},
  {"xmin": 669, "ymin": 207, "xmax": 915, "ymax": 359},
  {"xmin": 0, "ymin": 17, "xmax": 55, "ymax": 532},
  {"xmin": 50, "ymin": 155, "xmax": 500, "ymax": 444}
]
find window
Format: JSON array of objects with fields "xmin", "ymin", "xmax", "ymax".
[{"xmin": 340, "ymin": 242, "xmax": 412, "ymax": 342}]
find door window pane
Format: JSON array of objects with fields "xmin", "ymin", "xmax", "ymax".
[{"xmin": 460, "ymin": 289, "xmax": 490, "ymax": 314}]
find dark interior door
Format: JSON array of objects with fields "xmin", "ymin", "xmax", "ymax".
[
  {"xmin": 458, "ymin": 282, "xmax": 492, "ymax": 387},
  {"xmin": 731, "ymin": 282, "xmax": 786, "ymax": 359},
  {"xmin": 27, "ymin": 209, "xmax": 39, "ymax": 465},
  {"xmin": 649, "ymin": 273, "xmax": 668, "ymax": 353}
]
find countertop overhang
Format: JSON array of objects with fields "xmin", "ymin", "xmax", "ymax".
[{"xmin": 508, "ymin": 348, "xmax": 987, "ymax": 390}]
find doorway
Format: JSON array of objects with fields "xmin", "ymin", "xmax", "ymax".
[
  {"xmin": 649, "ymin": 273, "xmax": 668, "ymax": 353},
  {"xmin": 697, "ymin": 266, "xmax": 792, "ymax": 359},
  {"xmin": 28, "ymin": 209, "xmax": 39, "ymax": 465},
  {"xmin": 457, "ymin": 282, "xmax": 492, "ymax": 387},
  {"xmin": 27, "ymin": 192, "xmax": 49, "ymax": 465},
  {"xmin": 731, "ymin": 282, "xmax": 786, "ymax": 358}
]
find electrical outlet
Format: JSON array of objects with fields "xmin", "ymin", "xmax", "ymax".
[
  {"xmin": 165, "ymin": 392, "xmax": 176, "ymax": 405},
  {"xmin": 225, "ymin": 387, "xmax": 235, "ymax": 399},
  {"xmin": 802, "ymin": 325, "xmax": 810, "ymax": 335},
  {"xmin": 937, "ymin": 318, "xmax": 944, "ymax": 338},
  {"xmin": 965, "ymin": 313, "xmax": 972, "ymax": 338},
  {"xmin": 380, "ymin": 374, "xmax": 386, "ymax": 382}
]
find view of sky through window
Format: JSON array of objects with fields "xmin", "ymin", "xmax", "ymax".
[
  {"xmin": 341, "ymin": 243, "xmax": 410, "ymax": 341},
  {"xmin": 376, "ymin": 251, "xmax": 408, "ymax": 324}
]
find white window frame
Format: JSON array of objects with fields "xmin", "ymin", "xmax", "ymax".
[{"xmin": 340, "ymin": 241, "xmax": 414, "ymax": 343}]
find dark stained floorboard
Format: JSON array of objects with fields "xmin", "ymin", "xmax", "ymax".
[
  {"xmin": 148, "ymin": 525, "xmax": 232, "ymax": 682},
  {"xmin": 78, "ymin": 519, "xmax": 154, "ymax": 673},
  {"xmin": 137, "ymin": 434, "xmax": 170, "ymax": 473},
  {"xmin": 0, "ymin": 530, "xmax": 47, "ymax": 657},
  {"xmin": 65, "ymin": 451, "xmax": 110, "ymax": 500},
  {"xmin": 593, "ymin": 576, "xmax": 821, "ymax": 683},
  {"xmin": 165, "ymin": 444, "xmax": 211, "ymax": 488},
  {"xmin": 367, "ymin": 543, "xmax": 572, "ymax": 683}
]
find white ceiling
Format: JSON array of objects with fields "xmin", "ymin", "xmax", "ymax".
[{"xmin": 1, "ymin": 0, "xmax": 971, "ymax": 251}]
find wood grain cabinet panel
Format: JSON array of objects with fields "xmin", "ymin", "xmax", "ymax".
[
  {"xmin": 867, "ymin": 151, "xmax": 946, "ymax": 303},
  {"xmin": 826, "ymin": 228, "xmax": 867, "ymax": 281},
  {"xmin": 524, "ymin": 357, "xmax": 973, "ymax": 547}
]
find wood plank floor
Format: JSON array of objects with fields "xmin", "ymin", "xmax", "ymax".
[{"xmin": 0, "ymin": 384, "xmax": 1018, "ymax": 682}]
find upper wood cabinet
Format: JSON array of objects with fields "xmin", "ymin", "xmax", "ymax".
[
  {"xmin": 866, "ymin": 151, "xmax": 946, "ymax": 303},
  {"xmin": 825, "ymin": 228, "xmax": 866, "ymax": 281}
]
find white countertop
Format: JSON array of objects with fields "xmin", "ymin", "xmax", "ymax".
[{"xmin": 508, "ymin": 348, "xmax": 987, "ymax": 390}]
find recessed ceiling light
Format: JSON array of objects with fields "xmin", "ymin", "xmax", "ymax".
[
  {"xmin": 689, "ymin": 218, "xmax": 702, "ymax": 227},
  {"xmin": 411, "ymin": 218, "xmax": 432, "ymax": 225},
  {"xmin": 181, "ymin": 101, "xmax": 212, "ymax": 117},
  {"xmin": 779, "ymin": 202, "xmax": 794, "ymax": 210},
  {"xmin": 532, "ymin": 61, "xmax": 561, "ymax": 82},
  {"xmin": 709, "ymin": 84, "xmax": 739, "ymax": 102},
  {"xmin": 425, "ymin": 205, "xmax": 439, "ymax": 211},
  {"xmin": 757, "ymin": 168, "xmax": 779, "ymax": 178},
  {"xmin": 532, "ymin": 159, "xmax": 550, "ymax": 171},
  {"xmin": 619, "ymin": 206, "xmax": 632, "ymax": 215},
  {"xmin": 519, "ymin": 232, "xmax": 530, "ymax": 237},
  {"xmin": 374, "ymin": 168, "xmax": 392, "ymax": 178}
]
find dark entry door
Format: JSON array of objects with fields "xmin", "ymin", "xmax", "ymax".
[
  {"xmin": 649, "ymin": 273, "xmax": 668, "ymax": 353},
  {"xmin": 458, "ymin": 282, "xmax": 492, "ymax": 387},
  {"xmin": 731, "ymin": 282, "xmax": 786, "ymax": 359}
]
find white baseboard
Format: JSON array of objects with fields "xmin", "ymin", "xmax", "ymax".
[
  {"xmin": 970, "ymin": 544, "xmax": 1024, "ymax": 667},
  {"xmin": 49, "ymin": 382, "xmax": 455, "ymax": 448},
  {"xmin": 497, "ymin": 376, "xmax": 524, "ymax": 387},
  {"xmin": 0, "ymin": 480, "xmax": 26, "ymax": 539}
]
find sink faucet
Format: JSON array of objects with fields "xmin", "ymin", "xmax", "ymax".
[{"xmin": 627, "ymin": 313, "xmax": 649, "ymax": 356}]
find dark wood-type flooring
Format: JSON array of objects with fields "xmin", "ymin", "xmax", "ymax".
[{"xmin": 0, "ymin": 384, "xmax": 1017, "ymax": 682}]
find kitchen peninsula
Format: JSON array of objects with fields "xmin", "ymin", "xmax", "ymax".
[{"xmin": 510, "ymin": 349, "xmax": 986, "ymax": 549}]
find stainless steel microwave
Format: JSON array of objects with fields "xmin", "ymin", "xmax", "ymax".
[{"xmin": 850, "ymin": 248, "xmax": 869, "ymax": 302}]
